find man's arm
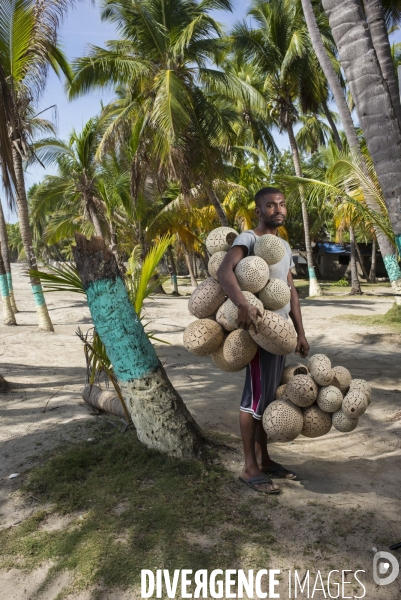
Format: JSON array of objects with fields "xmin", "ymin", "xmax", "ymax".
[
  {"xmin": 287, "ymin": 271, "xmax": 310, "ymax": 357},
  {"xmin": 217, "ymin": 246, "xmax": 262, "ymax": 331}
]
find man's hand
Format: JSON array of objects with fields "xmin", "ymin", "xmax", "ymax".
[
  {"xmin": 236, "ymin": 302, "xmax": 263, "ymax": 333},
  {"xmin": 295, "ymin": 334, "xmax": 310, "ymax": 358}
]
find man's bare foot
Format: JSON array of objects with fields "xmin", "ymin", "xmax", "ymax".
[
  {"xmin": 258, "ymin": 459, "xmax": 298, "ymax": 480},
  {"xmin": 239, "ymin": 467, "xmax": 280, "ymax": 493}
]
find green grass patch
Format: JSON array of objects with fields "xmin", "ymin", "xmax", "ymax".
[
  {"xmin": 0, "ymin": 426, "xmax": 276, "ymax": 598},
  {"xmin": 337, "ymin": 302, "xmax": 401, "ymax": 329}
]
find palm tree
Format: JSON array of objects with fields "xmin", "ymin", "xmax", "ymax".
[
  {"xmin": 232, "ymin": 0, "xmax": 332, "ymax": 296},
  {"xmin": 321, "ymin": 0, "xmax": 401, "ymax": 274},
  {"xmin": 301, "ymin": 0, "xmax": 401, "ymax": 301},
  {"xmin": 0, "ymin": 0, "xmax": 78, "ymax": 331},
  {"xmin": 67, "ymin": 0, "xmax": 258, "ymax": 228},
  {"xmin": 0, "ymin": 200, "xmax": 18, "ymax": 312}
]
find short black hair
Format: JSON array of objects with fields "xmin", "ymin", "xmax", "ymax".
[{"xmin": 255, "ymin": 186, "xmax": 284, "ymax": 207}]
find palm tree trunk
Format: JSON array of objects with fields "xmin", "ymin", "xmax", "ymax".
[
  {"xmin": 87, "ymin": 199, "xmax": 103, "ymax": 238},
  {"xmin": 206, "ymin": 187, "xmax": 228, "ymax": 227},
  {"xmin": 167, "ymin": 245, "xmax": 179, "ymax": 295},
  {"xmin": 0, "ymin": 246, "xmax": 16, "ymax": 325},
  {"xmin": 355, "ymin": 240, "xmax": 370, "ymax": 281},
  {"xmin": 322, "ymin": 100, "xmax": 342, "ymax": 151},
  {"xmin": 0, "ymin": 199, "xmax": 18, "ymax": 312},
  {"xmin": 12, "ymin": 148, "xmax": 54, "ymax": 331},
  {"xmin": 364, "ymin": 0, "xmax": 401, "ymax": 128},
  {"xmin": 369, "ymin": 238, "xmax": 377, "ymax": 283},
  {"xmin": 349, "ymin": 225, "xmax": 362, "ymax": 294},
  {"xmin": 321, "ymin": 0, "xmax": 401, "ymax": 259},
  {"xmin": 73, "ymin": 234, "xmax": 205, "ymax": 458},
  {"xmin": 183, "ymin": 246, "xmax": 198, "ymax": 288},
  {"xmin": 287, "ymin": 122, "xmax": 322, "ymax": 297}
]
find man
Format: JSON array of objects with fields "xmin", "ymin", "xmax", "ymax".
[{"xmin": 217, "ymin": 187, "xmax": 310, "ymax": 494}]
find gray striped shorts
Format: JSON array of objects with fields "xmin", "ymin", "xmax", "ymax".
[{"xmin": 240, "ymin": 347, "xmax": 285, "ymax": 419}]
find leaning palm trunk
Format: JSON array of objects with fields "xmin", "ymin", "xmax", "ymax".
[
  {"xmin": 206, "ymin": 187, "xmax": 229, "ymax": 227},
  {"xmin": 349, "ymin": 225, "xmax": 362, "ymax": 295},
  {"xmin": 167, "ymin": 245, "xmax": 179, "ymax": 295},
  {"xmin": 183, "ymin": 247, "xmax": 198, "ymax": 288},
  {"xmin": 287, "ymin": 122, "xmax": 322, "ymax": 297},
  {"xmin": 73, "ymin": 234, "xmax": 205, "ymax": 458},
  {"xmin": 0, "ymin": 200, "xmax": 18, "ymax": 312},
  {"xmin": 355, "ymin": 240, "xmax": 370, "ymax": 281},
  {"xmin": 364, "ymin": 0, "xmax": 401, "ymax": 128},
  {"xmin": 369, "ymin": 238, "xmax": 377, "ymax": 283},
  {"xmin": 321, "ymin": 0, "xmax": 401, "ymax": 257},
  {"xmin": 0, "ymin": 246, "xmax": 16, "ymax": 325},
  {"xmin": 301, "ymin": 0, "xmax": 401, "ymax": 303},
  {"xmin": 12, "ymin": 148, "xmax": 54, "ymax": 331}
]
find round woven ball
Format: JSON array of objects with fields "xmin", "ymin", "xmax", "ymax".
[
  {"xmin": 206, "ymin": 227, "xmax": 238, "ymax": 255},
  {"xmin": 342, "ymin": 390, "xmax": 369, "ymax": 419},
  {"xmin": 222, "ymin": 329, "xmax": 258, "ymax": 370},
  {"xmin": 332, "ymin": 366, "xmax": 352, "ymax": 394},
  {"xmin": 215, "ymin": 304, "xmax": 236, "ymax": 332},
  {"xmin": 188, "ymin": 277, "xmax": 226, "ymax": 319},
  {"xmin": 262, "ymin": 399, "xmax": 304, "ymax": 443},
  {"xmin": 308, "ymin": 354, "xmax": 334, "ymax": 386},
  {"xmin": 349, "ymin": 379, "xmax": 371, "ymax": 404},
  {"xmin": 317, "ymin": 385, "xmax": 343, "ymax": 413},
  {"xmin": 281, "ymin": 363, "xmax": 309, "ymax": 385},
  {"xmin": 235, "ymin": 256, "xmax": 269, "ymax": 293},
  {"xmin": 183, "ymin": 319, "xmax": 224, "ymax": 356},
  {"xmin": 224, "ymin": 291, "xmax": 263, "ymax": 329},
  {"xmin": 301, "ymin": 405, "xmax": 332, "ymax": 438},
  {"xmin": 250, "ymin": 310, "xmax": 297, "ymax": 356},
  {"xmin": 285, "ymin": 374, "xmax": 318, "ymax": 407},
  {"xmin": 332, "ymin": 410, "xmax": 358, "ymax": 433},
  {"xmin": 275, "ymin": 384, "xmax": 288, "ymax": 400},
  {"xmin": 211, "ymin": 341, "xmax": 243, "ymax": 372},
  {"xmin": 258, "ymin": 278, "xmax": 291, "ymax": 310},
  {"xmin": 254, "ymin": 234, "xmax": 286, "ymax": 265},
  {"xmin": 208, "ymin": 251, "xmax": 226, "ymax": 281}
]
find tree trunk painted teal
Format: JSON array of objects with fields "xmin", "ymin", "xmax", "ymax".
[
  {"xmin": 73, "ymin": 234, "xmax": 205, "ymax": 458},
  {"xmin": 0, "ymin": 246, "xmax": 16, "ymax": 325},
  {"xmin": 0, "ymin": 200, "xmax": 18, "ymax": 312}
]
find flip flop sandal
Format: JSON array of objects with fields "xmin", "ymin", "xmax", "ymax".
[
  {"xmin": 264, "ymin": 464, "xmax": 298, "ymax": 480},
  {"xmin": 238, "ymin": 475, "xmax": 281, "ymax": 494}
]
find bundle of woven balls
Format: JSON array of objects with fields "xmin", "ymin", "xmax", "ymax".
[
  {"xmin": 264, "ymin": 355, "xmax": 372, "ymax": 442},
  {"xmin": 183, "ymin": 226, "xmax": 298, "ymax": 370}
]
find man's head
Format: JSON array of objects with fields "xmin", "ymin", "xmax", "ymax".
[{"xmin": 254, "ymin": 186, "xmax": 287, "ymax": 229}]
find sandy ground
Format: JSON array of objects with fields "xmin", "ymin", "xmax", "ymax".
[{"xmin": 0, "ymin": 265, "xmax": 401, "ymax": 599}]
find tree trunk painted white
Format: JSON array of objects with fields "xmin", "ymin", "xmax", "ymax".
[
  {"xmin": 363, "ymin": 0, "xmax": 401, "ymax": 128},
  {"xmin": 0, "ymin": 200, "xmax": 18, "ymax": 312},
  {"xmin": 305, "ymin": 0, "xmax": 401, "ymax": 301},
  {"xmin": 167, "ymin": 245, "xmax": 179, "ymax": 295},
  {"xmin": 206, "ymin": 187, "xmax": 229, "ymax": 227},
  {"xmin": 12, "ymin": 148, "xmax": 54, "ymax": 331},
  {"xmin": 183, "ymin": 246, "xmax": 198, "ymax": 288},
  {"xmin": 73, "ymin": 234, "xmax": 205, "ymax": 458},
  {"xmin": 0, "ymin": 247, "xmax": 16, "ymax": 325},
  {"xmin": 349, "ymin": 225, "xmax": 362, "ymax": 294},
  {"xmin": 321, "ymin": 0, "xmax": 401, "ymax": 257},
  {"xmin": 287, "ymin": 122, "xmax": 322, "ymax": 297},
  {"xmin": 369, "ymin": 238, "xmax": 377, "ymax": 283}
]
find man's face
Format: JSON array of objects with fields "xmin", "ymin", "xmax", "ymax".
[{"xmin": 255, "ymin": 193, "xmax": 287, "ymax": 227}]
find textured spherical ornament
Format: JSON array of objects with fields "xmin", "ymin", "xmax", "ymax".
[
  {"xmin": 301, "ymin": 405, "xmax": 332, "ymax": 438},
  {"xmin": 349, "ymin": 379, "xmax": 371, "ymax": 404},
  {"xmin": 211, "ymin": 341, "xmax": 243, "ymax": 372},
  {"xmin": 222, "ymin": 329, "xmax": 258, "ymax": 370},
  {"xmin": 250, "ymin": 310, "xmax": 297, "ymax": 356},
  {"xmin": 183, "ymin": 319, "xmax": 224, "ymax": 356},
  {"xmin": 234, "ymin": 256, "xmax": 269, "ymax": 293},
  {"xmin": 281, "ymin": 363, "xmax": 309, "ymax": 385},
  {"xmin": 317, "ymin": 386, "xmax": 343, "ymax": 413},
  {"xmin": 262, "ymin": 399, "xmax": 304, "ymax": 443},
  {"xmin": 332, "ymin": 410, "xmax": 358, "ymax": 433},
  {"xmin": 206, "ymin": 227, "xmax": 238, "ymax": 255},
  {"xmin": 254, "ymin": 234, "xmax": 286, "ymax": 265},
  {"xmin": 258, "ymin": 278, "xmax": 291, "ymax": 310},
  {"xmin": 308, "ymin": 354, "xmax": 334, "ymax": 386},
  {"xmin": 285, "ymin": 375, "xmax": 318, "ymax": 407},
  {"xmin": 208, "ymin": 251, "xmax": 227, "ymax": 281},
  {"xmin": 332, "ymin": 366, "xmax": 352, "ymax": 394},
  {"xmin": 342, "ymin": 390, "xmax": 369, "ymax": 419},
  {"xmin": 215, "ymin": 304, "xmax": 236, "ymax": 332},
  {"xmin": 275, "ymin": 384, "xmax": 288, "ymax": 400},
  {"xmin": 188, "ymin": 277, "xmax": 226, "ymax": 319},
  {"xmin": 224, "ymin": 291, "xmax": 263, "ymax": 329}
]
